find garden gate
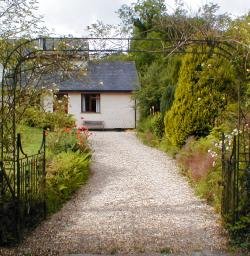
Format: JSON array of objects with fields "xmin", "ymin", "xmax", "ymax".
[
  {"xmin": 0, "ymin": 38, "xmax": 88, "ymax": 244},
  {"xmin": 221, "ymin": 112, "xmax": 250, "ymax": 224},
  {"xmin": 0, "ymin": 132, "xmax": 46, "ymax": 244}
]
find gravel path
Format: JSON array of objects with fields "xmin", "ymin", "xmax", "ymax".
[{"xmin": 1, "ymin": 131, "xmax": 229, "ymax": 256}]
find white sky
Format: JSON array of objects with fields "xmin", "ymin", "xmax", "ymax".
[{"xmin": 38, "ymin": 0, "xmax": 250, "ymax": 36}]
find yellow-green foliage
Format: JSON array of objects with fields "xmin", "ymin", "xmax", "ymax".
[
  {"xmin": 23, "ymin": 107, "xmax": 75, "ymax": 131},
  {"xmin": 46, "ymin": 151, "xmax": 91, "ymax": 213},
  {"xmin": 165, "ymin": 48, "xmax": 236, "ymax": 146}
]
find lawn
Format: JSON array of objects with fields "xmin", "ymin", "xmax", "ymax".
[{"xmin": 17, "ymin": 125, "xmax": 44, "ymax": 155}]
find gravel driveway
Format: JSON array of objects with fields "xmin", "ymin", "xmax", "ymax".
[{"xmin": 1, "ymin": 131, "xmax": 229, "ymax": 255}]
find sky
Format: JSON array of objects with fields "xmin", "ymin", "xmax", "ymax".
[{"xmin": 38, "ymin": 0, "xmax": 249, "ymax": 36}]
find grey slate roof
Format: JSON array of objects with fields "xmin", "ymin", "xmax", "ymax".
[{"xmin": 59, "ymin": 61, "xmax": 139, "ymax": 92}]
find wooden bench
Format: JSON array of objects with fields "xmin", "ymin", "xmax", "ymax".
[{"xmin": 83, "ymin": 120, "xmax": 104, "ymax": 130}]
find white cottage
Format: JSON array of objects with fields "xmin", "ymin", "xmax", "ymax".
[{"xmin": 45, "ymin": 61, "xmax": 140, "ymax": 129}]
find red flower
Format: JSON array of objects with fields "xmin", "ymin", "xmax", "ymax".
[
  {"xmin": 78, "ymin": 125, "xmax": 88, "ymax": 132},
  {"xmin": 64, "ymin": 128, "xmax": 71, "ymax": 133}
]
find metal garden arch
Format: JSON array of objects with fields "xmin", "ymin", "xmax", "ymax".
[{"xmin": 0, "ymin": 36, "xmax": 249, "ymax": 244}]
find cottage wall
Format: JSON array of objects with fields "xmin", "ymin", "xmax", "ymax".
[{"xmin": 69, "ymin": 92, "xmax": 136, "ymax": 129}]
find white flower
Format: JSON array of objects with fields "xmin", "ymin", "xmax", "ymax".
[{"xmin": 232, "ymin": 128, "xmax": 238, "ymax": 135}]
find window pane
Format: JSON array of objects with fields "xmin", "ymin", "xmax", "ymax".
[
  {"xmin": 81, "ymin": 95, "xmax": 86, "ymax": 112},
  {"xmin": 81, "ymin": 94, "xmax": 100, "ymax": 112},
  {"xmin": 91, "ymin": 96, "xmax": 96, "ymax": 112},
  {"xmin": 85, "ymin": 95, "xmax": 90, "ymax": 111},
  {"xmin": 96, "ymin": 97, "xmax": 100, "ymax": 112}
]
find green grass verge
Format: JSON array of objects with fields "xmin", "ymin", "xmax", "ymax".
[{"xmin": 17, "ymin": 125, "xmax": 43, "ymax": 155}]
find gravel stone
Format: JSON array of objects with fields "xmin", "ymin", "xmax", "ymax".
[{"xmin": 0, "ymin": 131, "xmax": 230, "ymax": 256}]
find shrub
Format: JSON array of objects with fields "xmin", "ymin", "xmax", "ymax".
[
  {"xmin": 151, "ymin": 112, "xmax": 165, "ymax": 139},
  {"xmin": 45, "ymin": 126, "xmax": 91, "ymax": 214},
  {"xmin": 228, "ymin": 216, "xmax": 250, "ymax": 251},
  {"xmin": 42, "ymin": 111, "xmax": 75, "ymax": 131},
  {"xmin": 138, "ymin": 113, "xmax": 164, "ymax": 139},
  {"xmin": 47, "ymin": 127, "xmax": 90, "ymax": 155},
  {"xmin": 135, "ymin": 56, "xmax": 181, "ymax": 118},
  {"xmin": 22, "ymin": 107, "xmax": 45, "ymax": 127},
  {"xmin": 165, "ymin": 48, "xmax": 236, "ymax": 147},
  {"xmin": 137, "ymin": 115, "xmax": 162, "ymax": 147},
  {"xmin": 46, "ymin": 151, "xmax": 91, "ymax": 213},
  {"xmin": 22, "ymin": 107, "xmax": 75, "ymax": 131}
]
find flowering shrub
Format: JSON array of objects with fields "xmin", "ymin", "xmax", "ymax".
[
  {"xmin": 206, "ymin": 128, "xmax": 243, "ymax": 166},
  {"xmin": 46, "ymin": 126, "xmax": 91, "ymax": 214},
  {"xmin": 47, "ymin": 126, "xmax": 91, "ymax": 155}
]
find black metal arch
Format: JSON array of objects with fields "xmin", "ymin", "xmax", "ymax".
[{"xmin": 0, "ymin": 36, "xmax": 248, "ymax": 244}]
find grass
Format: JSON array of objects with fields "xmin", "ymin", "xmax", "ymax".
[
  {"xmin": 17, "ymin": 125, "xmax": 44, "ymax": 155},
  {"xmin": 17, "ymin": 125, "xmax": 91, "ymax": 215}
]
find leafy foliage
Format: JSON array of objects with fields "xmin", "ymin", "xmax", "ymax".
[
  {"xmin": 47, "ymin": 127, "xmax": 90, "ymax": 155},
  {"xmin": 46, "ymin": 126, "xmax": 91, "ymax": 214},
  {"xmin": 151, "ymin": 112, "xmax": 165, "ymax": 138},
  {"xmin": 120, "ymin": 0, "xmax": 249, "ymax": 250},
  {"xmin": 46, "ymin": 151, "xmax": 91, "ymax": 213},
  {"xmin": 22, "ymin": 106, "xmax": 75, "ymax": 131},
  {"xmin": 18, "ymin": 124, "xmax": 92, "ymax": 215},
  {"xmin": 135, "ymin": 56, "xmax": 181, "ymax": 118}
]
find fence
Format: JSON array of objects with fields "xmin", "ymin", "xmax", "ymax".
[
  {"xmin": 0, "ymin": 131, "xmax": 46, "ymax": 245},
  {"xmin": 221, "ymin": 123, "xmax": 250, "ymax": 225}
]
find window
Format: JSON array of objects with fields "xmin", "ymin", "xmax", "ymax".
[{"xmin": 81, "ymin": 93, "xmax": 100, "ymax": 113}]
